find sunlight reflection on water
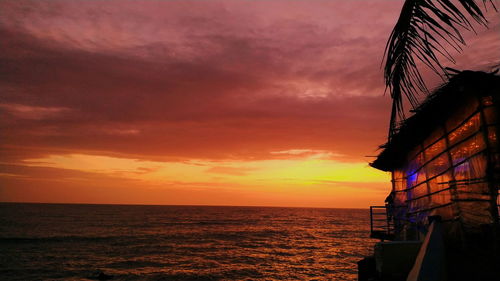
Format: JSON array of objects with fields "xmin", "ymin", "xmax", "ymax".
[{"xmin": 0, "ymin": 204, "xmax": 375, "ymax": 280}]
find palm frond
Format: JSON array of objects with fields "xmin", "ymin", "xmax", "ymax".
[{"xmin": 384, "ymin": 0, "xmax": 496, "ymax": 139}]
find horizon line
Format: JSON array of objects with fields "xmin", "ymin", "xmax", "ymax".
[{"xmin": 0, "ymin": 201, "xmax": 369, "ymax": 210}]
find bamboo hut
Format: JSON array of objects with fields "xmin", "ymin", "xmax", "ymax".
[{"xmin": 361, "ymin": 70, "xmax": 500, "ymax": 281}]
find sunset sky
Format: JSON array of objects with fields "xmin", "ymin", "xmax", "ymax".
[{"xmin": 1, "ymin": 0, "xmax": 499, "ymax": 208}]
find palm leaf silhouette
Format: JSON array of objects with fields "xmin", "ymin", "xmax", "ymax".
[{"xmin": 384, "ymin": 0, "xmax": 496, "ymax": 139}]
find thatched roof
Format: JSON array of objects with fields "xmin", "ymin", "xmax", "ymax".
[{"xmin": 371, "ymin": 70, "xmax": 500, "ymax": 171}]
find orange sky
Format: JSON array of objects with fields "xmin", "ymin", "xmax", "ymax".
[{"xmin": 1, "ymin": 0, "xmax": 499, "ymax": 207}]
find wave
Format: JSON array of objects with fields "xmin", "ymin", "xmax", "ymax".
[{"xmin": 0, "ymin": 235, "xmax": 134, "ymax": 244}]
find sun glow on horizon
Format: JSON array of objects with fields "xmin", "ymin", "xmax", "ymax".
[
  {"xmin": 23, "ymin": 153, "xmax": 388, "ymax": 184},
  {"xmin": 14, "ymin": 152, "xmax": 390, "ymax": 207}
]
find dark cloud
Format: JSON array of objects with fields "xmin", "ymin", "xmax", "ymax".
[
  {"xmin": 0, "ymin": 21, "xmax": 392, "ymax": 163},
  {"xmin": 0, "ymin": 0, "xmax": 497, "ymax": 164}
]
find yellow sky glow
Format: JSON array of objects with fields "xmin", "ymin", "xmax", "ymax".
[
  {"xmin": 19, "ymin": 153, "xmax": 390, "ymax": 207},
  {"xmin": 24, "ymin": 153, "xmax": 388, "ymax": 184}
]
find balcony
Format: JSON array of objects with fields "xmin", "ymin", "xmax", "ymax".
[{"xmin": 370, "ymin": 205, "xmax": 395, "ymax": 240}]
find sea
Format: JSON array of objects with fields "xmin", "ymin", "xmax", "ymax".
[{"xmin": 0, "ymin": 203, "xmax": 376, "ymax": 281}]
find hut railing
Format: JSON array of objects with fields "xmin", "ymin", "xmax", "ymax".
[{"xmin": 370, "ymin": 206, "xmax": 394, "ymax": 240}]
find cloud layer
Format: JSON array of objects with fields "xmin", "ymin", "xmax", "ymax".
[{"xmin": 1, "ymin": 0, "xmax": 498, "ymax": 207}]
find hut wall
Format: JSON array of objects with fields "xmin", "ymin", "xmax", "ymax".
[{"xmin": 391, "ymin": 95, "xmax": 499, "ymax": 239}]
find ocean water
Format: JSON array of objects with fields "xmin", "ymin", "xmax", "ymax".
[{"xmin": 0, "ymin": 203, "xmax": 375, "ymax": 280}]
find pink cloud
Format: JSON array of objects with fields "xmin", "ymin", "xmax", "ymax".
[
  {"xmin": 0, "ymin": 103, "xmax": 70, "ymax": 120},
  {"xmin": 0, "ymin": 0, "xmax": 498, "ymax": 165}
]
